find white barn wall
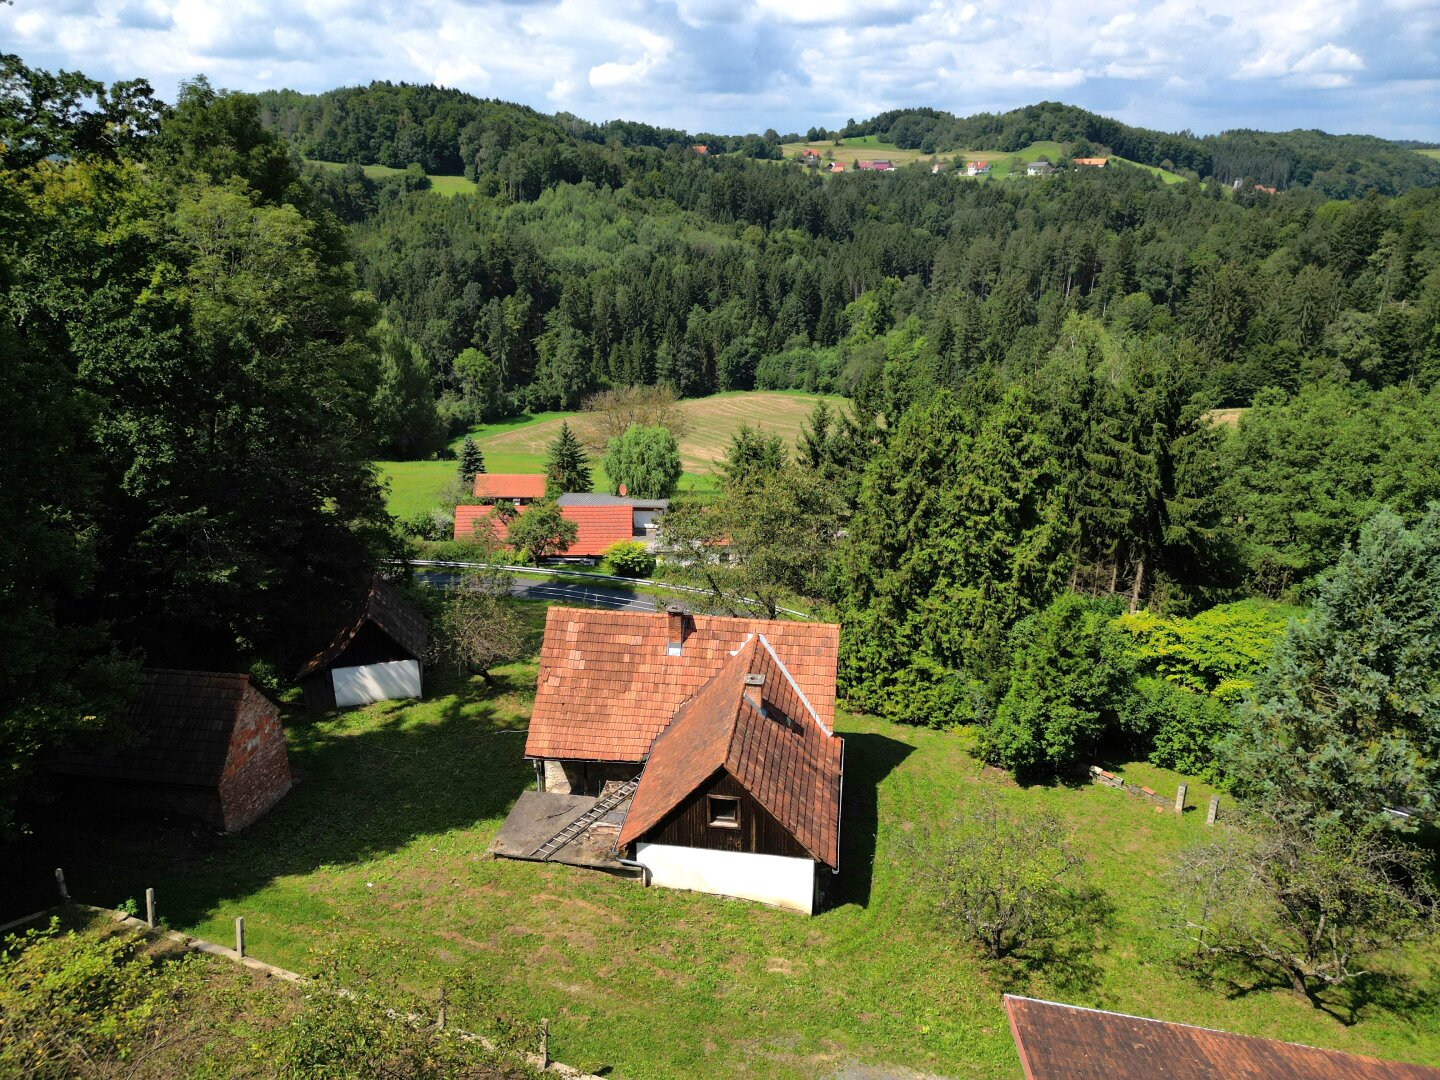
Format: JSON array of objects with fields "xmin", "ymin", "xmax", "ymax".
[
  {"xmin": 332, "ymin": 660, "xmax": 422, "ymax": 708},
  {"xmin": 635, "ymin": 842, "xmax": 816, "ymax": 914}
]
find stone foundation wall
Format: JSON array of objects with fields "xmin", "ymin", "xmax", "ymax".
[{"xmin": 540, "ymin": 759, "xmax": 640, "ymax": 796}]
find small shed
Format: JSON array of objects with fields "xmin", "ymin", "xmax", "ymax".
[
  {"xmin": 296, "ymin": 576, "xmax": 428, "ymax": 711},
  {"xmin": 49, "ymin": 670, "xmax": 293, "ymax": 832}
]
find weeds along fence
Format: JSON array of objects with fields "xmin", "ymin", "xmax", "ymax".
[{"xmin": 1, "ymin": 872, "xmax": 597, "ymax": 1080}]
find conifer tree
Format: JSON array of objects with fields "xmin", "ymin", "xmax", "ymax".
[
  {"xmin": 457, "ymin": 436, "xmax": 485, "ymax": 487},
  {"xmin": 543, "ymin": 421, "xmax": 592, "ymax": 496}
]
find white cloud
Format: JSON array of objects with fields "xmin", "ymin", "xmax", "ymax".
[{"xmin": 0, "ymin": 0, "xmax": 1433, "ymax": 139}]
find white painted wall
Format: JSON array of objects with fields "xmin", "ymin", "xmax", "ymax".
[
  {"xmin": 332, "ymin": 660, "xmax": 422, "ymax": 708},
  {"xmin": 635, "ymin": 843, "xmax": 816, "ymax": 914}
]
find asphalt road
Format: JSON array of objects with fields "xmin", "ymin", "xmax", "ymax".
[{"xmin": 414, "ymin": 571, "xmax": 657, "ymax": 612}]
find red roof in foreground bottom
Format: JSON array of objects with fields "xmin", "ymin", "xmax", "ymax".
[{"xmin": 1005, "ymin": 996, "xmax": 1440, "ymax": 1080}]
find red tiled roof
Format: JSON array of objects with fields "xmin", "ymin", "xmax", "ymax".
[
  {"xmin": 1005, "ymin": 996, "xmax": 1440, "ymax": 1080},
  {"xmin": 830, "ymin": 162, "xmax": 846, "ymax": 173},
  {"xmin": 617, "ymin": 637, "xmax": 843, "ymax": 866},
  {"xmin": 560, "ymin": 504, "xmax": 635, "ymax": 556},
  {"xmin": 454, "ymin": 503, "xmax": 632, "ymax": 557},
  {"xmin": 473, "ymin": 473, "xmax": 547, "ymax": 500},
  {"xmin": 526, "ymin": 607, "xmax": 839, "ymax": 763},
  {"xmin": 1073, "ymin": 157, "xmax": 1109, "ymax": 166}
]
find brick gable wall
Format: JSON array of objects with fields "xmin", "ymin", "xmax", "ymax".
[{"xmin": 218, "ymin": 683, "xmax": 294, "ymax": 832}]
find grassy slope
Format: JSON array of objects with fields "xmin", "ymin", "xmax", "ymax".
[
  {"xmin": 379, "ymin": 390, "xmax": 845, "ymax": 519},
  {"xmin": 306, "ymin": 158, "xmax": 477, "ymax": 196},
  {"xmin": 51, "ymin": 618, "xmax": 1440, "ymax": 1080},
  {"xmin": 782, "ymin": 139, "xmax": 1184, "ymax": 185},
  {"xmin": 1416, "ymin": 149, "xmax": 1440, "ymax": 161}
]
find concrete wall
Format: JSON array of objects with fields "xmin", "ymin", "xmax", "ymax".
[
  {"xmin": 635, "ymin": 842, "xmax": 817, "ymax": 914},
  {"xmin": 331, "ymin": 659, "xmax": 422, "ymax": 708},
  {"xmin": 218, "ymin": 683, "xmax": 293, "ymax": 832}
]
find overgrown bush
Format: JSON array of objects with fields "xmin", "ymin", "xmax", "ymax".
[
  {"xmin": 1130, "ymin": 676, "xmax": 1234, "ymax": 781},
  {"xmin": 981, "ymin": 595, "xmax": 1136, "ymax": 776},
  {"xmin": 602, "ymin": 540, "xmax": 655, "ymax": 577}
]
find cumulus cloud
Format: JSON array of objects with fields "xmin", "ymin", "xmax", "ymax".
[{"xmin": 0, "ymin": 0, "xmax": 1435, "ymax": 139}]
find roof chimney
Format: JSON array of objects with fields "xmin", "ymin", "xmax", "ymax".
[
  {"xmin": 665, "ymin": 604, "xmax": 687, "ymax": 656},
  {"xmin": 618, "ymin": 482, "xmax": 628, "ymax": 497}
]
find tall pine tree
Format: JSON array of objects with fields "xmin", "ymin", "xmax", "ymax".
[{"xmin": 544, "ymin": 421, "xmax": 592, "ymax": 496}]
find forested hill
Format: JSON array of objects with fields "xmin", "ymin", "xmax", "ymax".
[
  {"xmin": 256, "ymin": 83, "xmax": 1440, "ymax": 197},
  {"xmin": 840, "ymin": 102, "xmax": 1440, "ymax": 196}
]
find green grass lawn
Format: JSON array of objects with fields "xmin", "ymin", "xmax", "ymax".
[
  {"xmin": 306, "ymin": 158, "xmax": 477, "ymax": 196},
  {"xmin": 1416, "ymin": 149, "xmax": 1440, "ymax": 160},
  {"xmin": 378, "ymin": 391, "xmax": 843, "ymax": 521},
  {"xmin": 48, "ymin": 626, "xmax": 1440, "ymax": 1079}
]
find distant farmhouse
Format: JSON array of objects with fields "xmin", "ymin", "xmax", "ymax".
[
  {"xmin": 296, "ymin": 576, "xmax": 428, "ymax": 711},
  {"xmin": 965, "ymin": 160, "xmax": 991, "ymax": 176},
  {"xmin": 1005, "ymin": 995, "xmax": 1440, "ymax": 1080},
  {"xmin": 50, "ymin": 670, "xmax": 293, "ymax": 832},
  {"xmin": 692, "ymin": 144, "xmax": 709, "ymax": 155},
  {"xmin": 931, "ymin": 161, "xmax": 949, "ymax": 173},
  {"xmin": 454, "ymin": 476, "xmax": 666, "ymax": 559},
  {"xmin": 1025, "ymin": 158, "xmax": 1054, "ymax": 176},
  {"xmin": 493, "ymin": 605, "xmax": 843, "ymax": 913},
  {"xmin": 1073, "ymin": 156, "xmax": 1108, "ymax": 168},
  {"xmin": 473, "ymin": 473, "xmax": 547, "ymax": 505},
  {"xmin": 857, "ymin": 159, "xmax": 894, "ymax": 171},
  {"xmin": 829, "ymin": 162, "xmax": 847, "ymax": 173}
]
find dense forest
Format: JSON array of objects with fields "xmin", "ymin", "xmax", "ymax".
[{"xmin": 3, "ymin": 58, "xmax": 1440, "ymax": 840}]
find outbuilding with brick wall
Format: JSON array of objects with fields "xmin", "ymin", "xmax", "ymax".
[{"xmin": 48, "ymin": 670, "xmax": 293, "ymax": 832}]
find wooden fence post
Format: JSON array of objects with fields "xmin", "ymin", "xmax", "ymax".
[
  {"xmin": 1174, "ymin": 783, "xmax": 1187, "ymax": 814},
  {"xmin": 437, "ymin": 986, "xmax": 447, "ymax": 1031},
  {"xmin": 235, "ymin": 916, "xmax": 245, "ymax": 958},
  {"xmin": 55, "ymin": 867, "xmax": 69, "ymax": 903},
  {"xmin": 145, "ymin": 888, "xmax": 156, "ymax": 929},
  {"xmin": 1206, "ymin": 795, "xmax": 1220, "ymax": 826},
  {"xmin": 540, "ymin": 1018, "xmax": 550, "ymax": 1069}
]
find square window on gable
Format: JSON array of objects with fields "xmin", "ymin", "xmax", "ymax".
[{"xmin": 707, "ymin": 794, "xmax": 740, "ymax": 828}]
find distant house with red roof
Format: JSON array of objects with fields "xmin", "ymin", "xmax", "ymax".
[
  {"xmin": 965, "ymin": 160, "xmax": 991, "ymax": 175},
  {"xmin": 829, "ymin": 162, "xmax": 846, "ymax": 173},
  {"xmin": 524, "ymin": 605, "xmax": 843, "ymax": 912},
  {"xmin": 472, "ymin": 473, "xmax": 547, "ymax": 504},
  {"xmin": 1255, "ymin": 183, "xmax": 1278, "ymax": 194},
  {"xmin": 692, "ymin": 144, "xmax": 709, "ymax": 155},
  {"xmin": 857, "ymin": 159, "xmax": 894, "ymax": 171},
  {"xmin": 1005, "ymin": 995, "xmax": 1440, "ymax": 1079},
  {"xmin": 454, "ymin": 500, "xmax": 643, "ymax": 559},
  {"xmin": 1073, "ymin": 156, "xmax": 1109, "ymax": 168}
]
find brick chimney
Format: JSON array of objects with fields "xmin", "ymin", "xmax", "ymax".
[
  {"xmin": 618, "ymin": 482, "xmax": 628, "ymax": 497},
  {"xmin": 665, "ymin": 604, "xmax": 687, "ymax": 655}
]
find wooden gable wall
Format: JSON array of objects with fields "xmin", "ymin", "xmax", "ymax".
[{"xmin": 639, "ymin": 768, "xmax": 813, "ymax": 861}]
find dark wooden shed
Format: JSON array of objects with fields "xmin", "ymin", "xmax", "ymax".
[
  {"xmin": 49, "ymin": 670, "xmax": 293, "ymax": 832},
  {"xmin": 296, "ymin": 576, "xmax": 428, "ymax": 711}
]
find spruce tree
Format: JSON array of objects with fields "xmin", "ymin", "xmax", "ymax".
[
  {"xmin": 544, "ymin": 421, "xmax": 592, "ymax": 496},
  {"xmin": 457, "ymin": 437, "xmax": 485, "ymax": 487}
]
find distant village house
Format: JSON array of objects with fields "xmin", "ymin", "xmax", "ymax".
[
  {"xmin": 49, "ymin": 670, "xmax": 293, "ymax": 832},
  {"xmin": 1025, "ymin": 159, "xmax": 1054, "ymax": 176},
  {"xmin": 857, "ymin": 159, "xmax": 894, "ymax": 171},
  {"xmin": 1073, "ymin": 157, "xmax": 1108, "ymax": 168},
  {"xmin": 454, "ymin": 478, "xmax": 666, "ymax": 559},
  {"xmin": 965, "ymin": 160, "xmax": 991, "ymax": 176}
]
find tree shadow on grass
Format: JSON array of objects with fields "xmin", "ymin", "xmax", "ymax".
[
  {"xmin": 2, "ymin": 667, "xmax": 535, "ymax": 927},
  {"xmin": 989, "ymin": 886, "xmax": 1118, "ymax": 998},
  {"xmin": 1197, "ymin": 959, "xmax": 1437, "ymax": 1028},
  {"xmin": 826, "ymin": 731, "xmax": 915, "ymax": 911}
]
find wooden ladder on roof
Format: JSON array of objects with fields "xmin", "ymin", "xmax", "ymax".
[{"xmin": 532, "ymin": 777, "xmax": 641, "ymax": 860}]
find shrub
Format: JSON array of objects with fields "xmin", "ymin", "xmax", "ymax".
[
  {"xmin": 1130, "ymin": 676, "xmax": 1235, "ymax": 781},
  {"xmin": 602, "ymin": 540, "xmax": 655, "ymax": 577}
]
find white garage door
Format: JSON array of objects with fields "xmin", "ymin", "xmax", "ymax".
[{"xmin": 332, "ymin": 660, "xmax": 422, "ymax": 707}]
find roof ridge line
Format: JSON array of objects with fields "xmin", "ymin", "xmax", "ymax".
[{"xmin": 755, "ymin": 633, "xmax": 830, "ymax": 735}]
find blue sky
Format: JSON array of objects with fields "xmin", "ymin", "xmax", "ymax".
[{"xmin": 6, "ymin": 0, "xmax": 1439, "ymax": 141}]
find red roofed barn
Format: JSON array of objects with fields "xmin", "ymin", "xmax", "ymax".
[
  {"xmin": 49, "ymin": 670, "xmax": 293, "ymax": 832},
  {"xmin": 454, "ymin": 500, "xmax": 645, "ymax": 559},
  {"xmin": 524, "ymin": 605, "xmax": 843, "ymax": 913}
]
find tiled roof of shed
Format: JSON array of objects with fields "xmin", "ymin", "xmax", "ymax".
[
  {"xmin": 556, "ymin": 493, "xmax": 669, "ymax": 510},
  {"xmin": 295, "ymin": 576, "xmax": 428, "ymax": 679},
  {"xmin": 617, "ymin": 636, "xmax": 843, "ymax": 867},
  {"xmin": 1005, "ymin": 996, "xmax": 1440, "ymax": 1080},
  {"xmin": 474, "ymin": 473, "xmax": 547, "ymax": 500},
  {"xmin": 49, "ymin": 670, "xmax": 266, "ymax": 788},
  {"xmin": 525, "ymin": 607, "xmax": 839, "ymax": 764}
]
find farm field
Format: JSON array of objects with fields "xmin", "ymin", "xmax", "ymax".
[
  {"xmin": 306, "ymin": 158, "xmax": 477, "ymax": 196},
  {"xmin": 1416, "ymin": 148, "xmax": 1440, "ymax": 160},
  {"xmin": 378, "ymin": 390, "xmax": 845, "ymax": 519},
  {"xmin": 33, "ymin": 605, "xmax": 1440, "ymax": 1080}
]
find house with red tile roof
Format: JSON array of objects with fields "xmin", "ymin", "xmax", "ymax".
[
  {"xmin": 965, "ymin": 160, "xmax": 990, "ymax": 175},
  {"xmin": 857, "ymin": 159, "xmax": 894, "ymax": 171},
  {"xmin": 1073, "ymin": 156, "xmax": 1109, "ymax": 168},
  {"xmin": 454, "ymin": 501, "xmax": 637, "ymax": 559},
  {"xmin": 1005, "ymin": 995, "xmax": 1440, "ymax": 1080},
  {"xmin": 525, "ymin": 605, "xmax": 843, "ymax": 912},
  {"xmin": 829, "ymin": 162, "xmax": 847, "ymax": 173},
  {"xmin": 472, "ymin": 473, "xmax": 547, "ymax": 503}
]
